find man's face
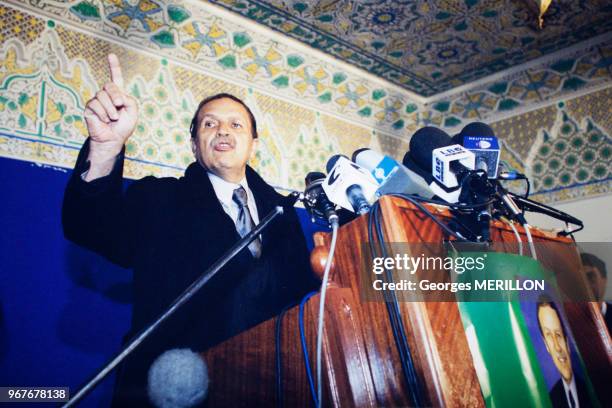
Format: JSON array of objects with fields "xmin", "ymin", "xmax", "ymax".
[
  {"xmin": 538, "ymin": 305, "xmax": 573, "ymax": 383},
  {"xmin": 191, "ymin": 97, "xmax": 257, "ymax": 183},
  {"xmin": 583, "ymin": 265, "xmax": 606, "ymax": 302}
]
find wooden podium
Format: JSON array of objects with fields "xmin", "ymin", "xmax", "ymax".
[{"xmin": 201, "ymin": 196, "xmax": 611, "ymax": 407}]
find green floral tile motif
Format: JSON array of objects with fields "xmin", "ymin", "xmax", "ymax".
[
  {"xmin": 528, "ymin": 108, "xmax": 611, "ymax": 195},
  {"xmin": 431, "ymin": 42, "xmax": 610, "ymax": 131},
  {"xmin": 0, "ymin": 32, "xmax": 94, "ymax": 146},
  {"xmin": 272, "ymin": 75, "xmax": 289, "ymax": 88},
  {"xmin": 15, "ymin": 0, "xmax": 612, "ymax": 136},
  {"xmin": 69, "ymin": 1, "xmax": 101, "ymax": 21},
  {"xmin": 5, "ymin": 0, "xmax": 427, "ymax": 137},
  {"xmin": 218, "ymin": 55, "xmax": 237, "ymax": 69},
  {"xmin": 167, "ymin": 4, "xmax": 190, "ymax": 24},
  {"xmin": 207, "ymin": 0, "xmax": 612, "ymax": 95},
  {"xmin": 233, "ymin": 32, "xmax": 252, "ymax": 48},
  {"xmin": 151, "ymin": 31, "xmax": 175, "ymax": 48},
  {"xmin": 287, "ymin": 55, "xmax": 304, "ymax": 68},
  {"xmin": 2, "ymin": 0, "xmax": 610, "ymax": 204}
]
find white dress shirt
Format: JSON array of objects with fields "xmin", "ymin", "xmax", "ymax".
[
  {"xmin": 207, "ymin": 171, "xmax": 260, "ymax": 226},
  {"xmin": 562, "ymin": 376, "xmax": 579, "ymax": 408}
]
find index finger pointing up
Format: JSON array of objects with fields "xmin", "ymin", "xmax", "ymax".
[{"xmin": 107, "ymin": 53, "xmax": 124, "ymax": 89}]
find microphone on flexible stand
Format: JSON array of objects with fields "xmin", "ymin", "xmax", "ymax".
[
  {"xmin": 352, "ymin": 148, "xmax": 434, "ymax": 198},
  {"xmin": 322, "ymin": 154, "xmax": 378, "ymax": 215},
  {"xmin": 303, "ymin": 171, "xmax": 339, "ymax": 227},
  {"xmin": 451, "ymin": 122, "xmax": 501, "ymax": 179}
]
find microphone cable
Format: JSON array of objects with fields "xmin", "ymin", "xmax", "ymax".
[
  {"xmin": 315, "ymin": 219, "xmax": 339, "ymax": 408},
  {"xmin": 501, "ymin": 216, "xmax": 524, "ymax": 256},
  {"xmin": 365, "ymin": 192, "xmax": 490, "ymax": 406},
  {"xmin": 299, "ymin": 291, "xmax": 319, "ymax": 407},
  {"xmin": 368, "ymin": 200, "xmax": 425, "ymax": 407},
  {"xmin": 524, "ymin": 223, "xmax": 538, "ymax": 260}
]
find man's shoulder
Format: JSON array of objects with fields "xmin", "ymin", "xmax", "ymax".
[{"xmin": 126, "ymin": 174, "xmax": 185, "ymax": 205}]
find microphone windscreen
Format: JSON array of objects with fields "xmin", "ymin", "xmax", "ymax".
[
  {"xmin": 351, "ymin": 148, "xmax": 370, "ymax": 163},
  {"xmin": 325, "ymin": 154, "xmax": 349, "ymax": 173},
  {"xmin": 459, "ymin": 122, "xmax": 495, "ymax": 137},
  {"xmin": 450, "ymin": 133, "xmax": 462, "ymax": 146},
  {"xmin": 305, "ymin": 171, "xmax": 326, "ymax": 185},
  {"xmin": 408, "ymin": 127, "xmax": 452, "ymax": 173},
  {"xmin": 352, "ymin": 148, "xmax": 386, "ymax": 172},
  {"xmin": 148, "ymin": 348, "xmax": 209, "ymax": 408}
]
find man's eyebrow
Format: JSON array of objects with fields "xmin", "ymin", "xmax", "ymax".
[{"xmin": 200, "ymin": 113, "xmax": 246, "ymax": 122}]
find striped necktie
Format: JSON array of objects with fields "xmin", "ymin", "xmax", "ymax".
[{"xmin": 232, "ymin": 186, "xmax": 262, "ymax": 258}]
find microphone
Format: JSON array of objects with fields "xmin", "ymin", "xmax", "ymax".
[
  {"xmin": 402, "ymin": 127, "xmax": 462, "ymax": 203},
  {"xmin": 147, "ymin": 348, "xmax": 209, "ymax": 408},
  {"xmin": 403, "ymin": 126, "xmax": 497, "ymax": 241},
  {"xmin": 303, "ymin": 172, "xmax": 339, "ymax": 226},
  {"xmin": 431, "ymin": 144, "xmax": 476, "ymax": 188},
  {"xmin": 322, "ymin": 155, "xmax": 378, "ymax": 215},
  {"xmin": 352, "ymin": 148, "xmax": 434, "ymax": 198},
  {"xmin": 451, "ymin": 122, "xmax": 501, "ymax": 179},
  {"xmin": 405, "ymin": 126, "xmax": 452, "ymax": 173},
  {"xmin": 507, "ymin": 193, "xmax": 583, "ymax": 227}
]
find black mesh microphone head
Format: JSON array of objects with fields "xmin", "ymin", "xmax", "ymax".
[
  {"xmin": 459, "ymin": 122, "xmax": 495, "ymax": 138},
  {"xmin": 450, "ymin": 133, "xmax": 462, "ymax": 146},
  {"xmin": 405, "ymin": 127, "xmax": 452, "ymax": 173},
  {"xmin": 325, "ymin": 154, "xmax": 349, "ymax": 173},
  {"xmin": 305, "ymin": 171, "xmax": 326, "ymax": 186},
  {"xmin": 351, "ymin": 148, "xmax": 369, "ymax": 163}
]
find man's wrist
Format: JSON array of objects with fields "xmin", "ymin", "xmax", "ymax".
[{"xmin": 82, "ymin": 141, "xmax": 124, "ymax": 182}]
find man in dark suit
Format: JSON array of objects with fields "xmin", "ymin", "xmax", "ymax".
[
  {"xmin": 62, "ymin": 54, "xmax": 318, "ymax": 406},
  {"xmin": 581, "ymin": 253, "xmax": 611, "ymax": 334},
  {"xmin": 537, "ymin": 300, "xmax": 592, "ymax": 407}
]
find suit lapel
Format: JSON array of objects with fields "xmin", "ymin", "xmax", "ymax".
[
  {"xmin": 182, "ymin": 162, "xmax": 285, "ymax": 257},
  {"xmin": 182, "ymin": 162, "xmax": 239, "ymax": 241},
  {"xmin": 245, "ymin": 165, "xmax": 285, "ymax": 250}
]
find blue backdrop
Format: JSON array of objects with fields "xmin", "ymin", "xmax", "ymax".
[{"xmin": 0, "ymin": 156, "xmax": 324, "ymax": 407}]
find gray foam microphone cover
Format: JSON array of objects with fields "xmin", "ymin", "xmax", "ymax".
[{"xmin": 147, "ymin": 348, "xmax": 209, "ymax": 408}]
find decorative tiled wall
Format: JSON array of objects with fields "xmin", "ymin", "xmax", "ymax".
[
  {"xmin": 208, "ymin": 0, "xmax": 612, "ymax": 95},
  {"xmin": 0, "ymin": 0, "xmax": 609, "ymax": 203},
  {"xmin": 491, "ymin": 87, "xmax": 611, "ymax": 203}
]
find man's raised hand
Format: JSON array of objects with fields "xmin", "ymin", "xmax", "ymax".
[
  {"xmin": 84, "ymin": 54, "xmax": 138, "ymax": 158},
  {"xmin": 82, "ymin": 54, "xmax": 138, "ymax": 180}
]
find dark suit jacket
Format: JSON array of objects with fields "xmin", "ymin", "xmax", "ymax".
[
  {"xmin": 62, "ymin": 139, "xmax": 318, "ymax": 406},
  {"xmin": 549, "ymin": 376, "xmax": 592, "ymax": 408}
]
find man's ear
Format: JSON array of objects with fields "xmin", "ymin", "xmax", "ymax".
[
  {"xmin": 190, "ymin": 136, "xmax": 197, "ymax": 156},
  {"xmin": 249, "ymin": 137, "xmax": 259, "ymax": 160}
]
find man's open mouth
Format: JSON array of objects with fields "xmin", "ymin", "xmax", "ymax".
[{"xmin": 214, "ymin": 139, "xmax": 234, "ymax": 151}]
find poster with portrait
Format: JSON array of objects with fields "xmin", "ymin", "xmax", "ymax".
[{"xmin": 519, "ymin": 289, "xmax": 599, "ymax": 408}]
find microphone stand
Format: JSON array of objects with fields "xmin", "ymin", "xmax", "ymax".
[
  {"xmin": 507, "ymin": 193, "xmax": 583, "ymax": 232},
  {"xmin": 63, "ymin": 206, "xmax": 286, "ymax": 408}
]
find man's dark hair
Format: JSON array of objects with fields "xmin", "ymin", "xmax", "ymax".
[
  {"xmin": 536, "ymin": 295, "xmax": 567, "ymax": 339},
  {"xmin": 581, "ymin": 253, "xmax": 607, "ymax": 278},
  {"xmin": 189, "ymin": 93, "xmax": 258, "ymax": 140}
]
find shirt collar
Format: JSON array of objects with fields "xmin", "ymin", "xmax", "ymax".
[
  {"xmin": 561, "ymin": 375, "xmax": 578, "ymax": 407},
  {"xmin": 207, "ymin": 171, "xmax": 250, "ymax": 207}
]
